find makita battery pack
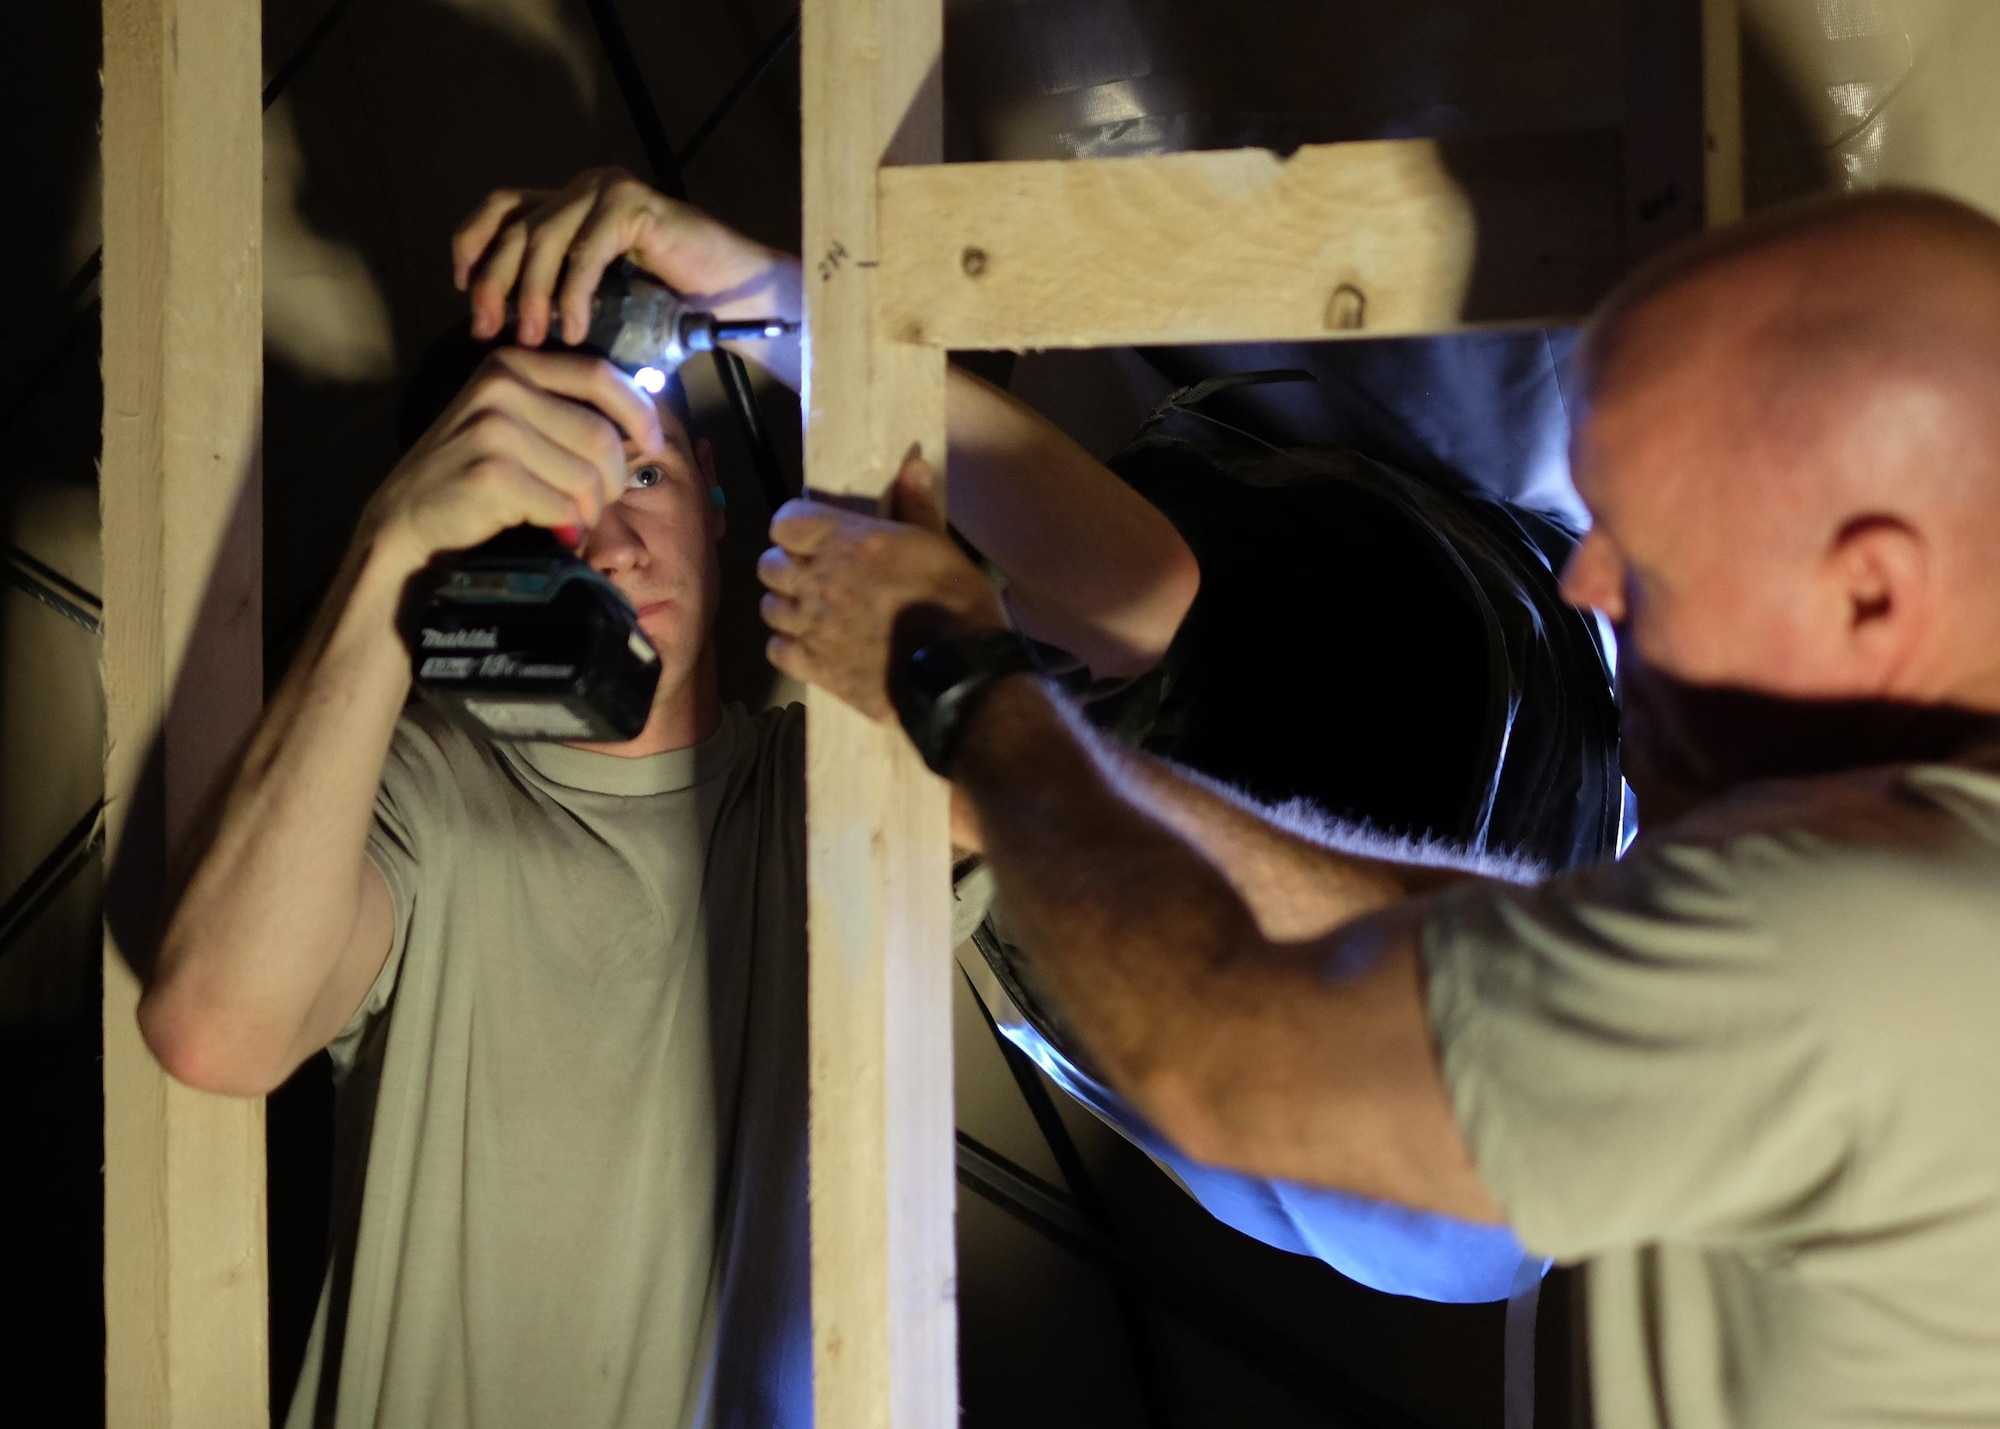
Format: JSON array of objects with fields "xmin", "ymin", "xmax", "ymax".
[{"xmin": 400, "ymin": 525, "xmax": 661, "ymax": 742}]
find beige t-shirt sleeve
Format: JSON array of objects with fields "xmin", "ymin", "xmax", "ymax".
[
  {"xmin": 327, "ymin": 713, "xmax": 454, "ymax": 1076},
  {"xmin": 1421, "ymin": 833, "xmax": 1861, "ymax": 1260}
]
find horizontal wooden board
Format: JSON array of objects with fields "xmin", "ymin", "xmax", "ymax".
[{"xmin": 878, "ymin": 131, "xmax": 1624, "ymax": 349}]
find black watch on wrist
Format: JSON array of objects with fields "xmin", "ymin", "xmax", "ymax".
[{"xmin": 895, "ymin": 628, "xmax": 1039, "ymax": 776}]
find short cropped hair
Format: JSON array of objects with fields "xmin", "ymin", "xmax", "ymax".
[{"xmin": 397, "ymin": 321, "xmax": 695, "ymax": 452}]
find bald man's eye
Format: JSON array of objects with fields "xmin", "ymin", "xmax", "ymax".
[{"xmin": 627, "ymin": 462, "xmax": 667, "ymax": 491}]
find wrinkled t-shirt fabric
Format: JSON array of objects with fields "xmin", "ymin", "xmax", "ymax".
[
  {"xmin": 1425, "ymin": 743, "xmax": 2000, "ymax": 1426},
  {"xmin": 285, "ymin": 702, "xmax": 809, "ymax": 1429}
]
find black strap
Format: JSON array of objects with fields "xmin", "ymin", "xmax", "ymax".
[{"xmin": 896, "ymin": 629, "xmax": 1040, "ymax": 775}]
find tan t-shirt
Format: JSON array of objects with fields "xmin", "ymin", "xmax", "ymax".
[
  {"xmin": 1423, "ymin": 744, "xmax": 2000, "ymax": 1427},
  {"xmin": 285, "ymin": 702, "xmax": 810, "ymax": 1429}
]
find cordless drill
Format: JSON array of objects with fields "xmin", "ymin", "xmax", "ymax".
[{"xmin": 400, "ymin": 261, "xmax": 795, "ymax": 742}]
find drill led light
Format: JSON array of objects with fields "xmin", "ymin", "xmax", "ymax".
[{"xmin": 633, "ymin": 365, "xmax": 668, "ymax": 395}]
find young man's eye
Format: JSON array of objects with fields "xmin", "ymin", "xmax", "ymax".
[{"xmin": 627, "ymin": 463, "xmax": 667, "ymax": 491}]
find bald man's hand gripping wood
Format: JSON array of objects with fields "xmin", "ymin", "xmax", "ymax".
[{"xmin": 761, "ymin": 458, "xmax": 1507, "ymax": 1223}]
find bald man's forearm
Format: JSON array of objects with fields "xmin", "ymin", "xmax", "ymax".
[
  {"xmin": 952, "ymin": 678, "xmax": 1272, "ymax": 1110},
  {"xmin": 1101, "ymin": 750, "xmax": 1485, "ymax": 942},
  {"xmin": 950, "ymin": 676, "xmax": 1504, "ymax": 1217}
]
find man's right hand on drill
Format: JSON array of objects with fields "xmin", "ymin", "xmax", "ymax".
[{"xmin": 361, "ymin": 346, "xmax": 667, "ymax": 579}]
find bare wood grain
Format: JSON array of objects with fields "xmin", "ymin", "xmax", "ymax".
[
  {"xmin": 1620, "ymin": 0, "xmax": 1709, "ymax": 264},
  {"xmin": 878, "ymin": 131, "xmax": 1624, "ymax": 351},
  {"xmin": 101, "ymin": 0, "xmax": 267, "ymax": 1423},
  {"xmin": 1703, "ymin": 0, "xmax": 1746, "ymax": 225},
  {"xmin": 801, "ymin": 0, "xmax": 956, "ymax": 1425}
]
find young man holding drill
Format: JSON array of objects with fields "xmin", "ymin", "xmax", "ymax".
[{"xmin": 140, "ymin": 169, "xmax": 1199, "ymax": 1429}]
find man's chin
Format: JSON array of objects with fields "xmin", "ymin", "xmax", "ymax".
[{"xmin": 634, "ymin": 605, "xmax": 711, "ymax": 686}]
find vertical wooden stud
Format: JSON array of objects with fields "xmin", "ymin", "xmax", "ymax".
[
  {"xmin": 800, "ymin": 0, "xmax": 956, "ymax": 1425},
  {"xmin": 101, "ymin": 0, "xmax": 268, "ymax": 1423},
  {"xmin": 1621, "ymin": 0, "xmax": 1709, "ymax": 263},
  {"xmin": 1702, "ymin": 0, "xmax": 1746, "ymax": 224}
]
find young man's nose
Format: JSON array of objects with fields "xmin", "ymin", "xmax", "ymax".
[
  {"xmin": 582, "ymin": 503, "xmax": 644, "ymax": 575},
  {"xmin": 1560, "ymin": 529, "xmax": 1628, "ymax": 623}
]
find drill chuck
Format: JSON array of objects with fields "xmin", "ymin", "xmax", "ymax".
[{"xmin": 508, "ymin": 259, "xmax": 796, "ymax": 381}]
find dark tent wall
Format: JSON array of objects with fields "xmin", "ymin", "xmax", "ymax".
[{"xmin": 2, "ymin": 5, "xmax": 113, "ymax": 1424}]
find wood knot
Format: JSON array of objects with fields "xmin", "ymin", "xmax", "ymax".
[
  {"xmin": 1326, "ymin": 283, "xmax": 1366, "ymax": 331},
  {"xmin": 961, "ymin": 246, "xmax": 988, "ymax": 278}
]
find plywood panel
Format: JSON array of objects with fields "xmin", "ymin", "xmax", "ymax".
[{"xmin": 101, "ymin": 0, "xmax": 268, "ymax": 1421}]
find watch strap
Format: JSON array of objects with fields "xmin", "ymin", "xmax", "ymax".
[{"xmin": 896, "ymin": 628, "xmax": 1038, "ymax": 775}]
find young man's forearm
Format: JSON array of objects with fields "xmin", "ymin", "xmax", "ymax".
[
  {"xmin": 942, "ymin": 369, "xmax": 1198, "ymax": 678},
  {"xmin": 141, "ymin": 524, "xmax": 420, "ymax": 1094}
]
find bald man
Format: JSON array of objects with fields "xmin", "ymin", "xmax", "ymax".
[{"xmin": 757, "ymin": 189, "xmax": 2000, "ymax": 1428}]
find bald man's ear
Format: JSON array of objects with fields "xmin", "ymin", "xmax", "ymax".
[{"xmin": 1827, "ymin": 515, "xmax": 1929, "ymax": 686}]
